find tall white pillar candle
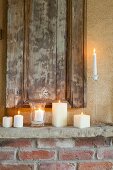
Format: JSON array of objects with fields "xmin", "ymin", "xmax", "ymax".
[
  {"xmin": 74, "ymin": 112, "xmax": 90, "ymax": 128},
  {"xmin": 14, "ymin": 111, "xmax": 23, "ymax": 128},
  {"xmin": 52, "ymin": 101, "xmax": 67, "ymax": 127},
  {"xmin": 93, "ymin": 48, "xmax": 97, "ymax": 76},
  {"xmin": 2, "ymin": 116, "xmax": 13, "ymax": 128}
]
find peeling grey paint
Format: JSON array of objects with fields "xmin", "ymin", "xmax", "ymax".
[
  {"xmin": 6, "ymin": 0, "xmax": 85, "ymax": 108},
  {"xmin": 6, "ymin": 0, "xmax": 24, "ymax": 107}
]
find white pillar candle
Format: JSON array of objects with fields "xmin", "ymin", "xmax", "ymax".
[
  {"xmin": 14, "ymin": 111, "xmax": 23, "ymax": 128},
  {"xmin": 74, "ymin": 112, "xmax": 90, "ymax": 128},
  {"xmin": 2, "ymin": 116, "xmax": 13, "ymax": 128},
  {"xmin": 52, "ymin": 101, "xmax": 67, "ymax": 127},
  {"xmin": 93, "ymin": 48, "xmax": 97, "ymax": 76},
  {"xmin": 34, "ymin": 109, "xmax": 44, "ymax": 122}
]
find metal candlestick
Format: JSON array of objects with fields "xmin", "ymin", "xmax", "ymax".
[
  {"xmin": 93, "ymin": 74, "xmax": 99, "ymax": 125},
  {"xmin": 93, "ymin": 74, "xmax": 99, "ymax": 81}
]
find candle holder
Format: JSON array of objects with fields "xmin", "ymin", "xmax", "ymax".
[
  {"xmin": 93, "ymin": 74, "xmax": 99, "ymax": 81},
  {"xmin": 29, "ymin": 102, "xmax": 45, "ymax": 126},
  {"xmin": 92, "ymin": 74, "xmax": 99, "ymax": 125}
]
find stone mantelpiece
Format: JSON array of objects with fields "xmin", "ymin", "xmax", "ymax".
[
  {"xmin": 0, "ymin": 126, "xmax": 113, "ymax": 170},
  {"xmin": 0, "ymin": 125, "xmax": 113, "ymax": 139}
]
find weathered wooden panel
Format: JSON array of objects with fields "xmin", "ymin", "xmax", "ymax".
[
  {"xmin": 23, "ymin": 0, "xmax": 31, "ymax": 103},
  {"xmin": 83, "ymin": 0, "xmax": 87, "ymax": 107},
  {"xmin": 6, "ymin": 0, "xmax": 24, "ymax": 107},
  {"xmin": 6, "ymin": 0, "xmax": 86, "ymax": 108},
  {"xmin": 28, "ymin": 0, "xmax": 57, "ymax": 102},
  {"xmin": 66, "ymin": 0, "xmax": 85, "ymax": 107},
  {"xmin": 56, "ymin": 0, "xmax": 66, "ymax": 100},
  {"xmin": 66, "ymin": 0, "xmax": 72, "ymax": 105},
  {"xmin": 28, "ymin": 0, "xmax": 66, "ymax": 102},
  {"xmin": 72, "ymin": 0, "xmax": 85, "ymax": 107}
]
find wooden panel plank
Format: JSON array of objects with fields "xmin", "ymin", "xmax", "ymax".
[
  {"xmin": 28, "ymin": 0, "xmax": 57, "ymax": 102},
  {"xmin": 56, "ymin": 0, "xmax": 66, "ymax": 100},
  {"xmin": 0, "ymin": 0, "xmax": 7, "ymax": 118},
  {"xmin": 83, "ymin": 0, "xmax": 87, "ymax": 107},
  {"xmin": 66, "ymin": 0, "xmax": 72, "ymax": 105},
  {"xmin": 6, "ymin": 0, "xmax": 24, "ymax": 108},
  {"xmin": 67, "ymin": 0, "xmax": 85, "ymax": 107},
  {"xmin": 72, "ymin": 0, "xmax": 84, "ymax": 107},
  {"xmin": 23, "ymin": 0, "xmax": 32, "ymax": 103}
]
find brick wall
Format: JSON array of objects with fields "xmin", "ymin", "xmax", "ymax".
[{"xmin": 0, "ymin": 137, "xmax": 113, "ymax": 170}]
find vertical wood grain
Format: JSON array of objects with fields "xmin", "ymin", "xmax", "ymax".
[
  {"xmin": 0, "ymin": 0, "xmax": 7, "ymax": 119},
  {"xmin": 66, "ymin": 0, "xmax": 72, "ymax": 105},
  {"xmin": 23, "ymin": 0, "xmax": 32, "ymax": 103},
  {"xmin": 6, "ymin": 0, "xmax": 24, "ymax": 107},
  {"xmin": 28, "ymin": 0, "xmax": 67, "ymax": 103},
  {"xmin": 28, "ymin": 0, "xmax": 57, "ymax": 102},
  {"xmin": 67, "ymin": 0, "xmax": 85, "ymax": 107},
  {"xmin": 56, "ymin": 0, "xmax": 66, "ymax": 100},
  {"xmin": 83, "ymin": 0, "xmax": 87, "ymax": 107},
  {"xmin": 72, "ymin": 0, "xmax": 84, "ymax": 107}
]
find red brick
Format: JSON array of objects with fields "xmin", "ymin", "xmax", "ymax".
[
  {"xmin": 97, "ymin": 148, "xmax": 113, "ymax": 159},
  {"xmin": 0, "ymin": 151, "xmax": 15, "ymax": 160},
  {"xmin": 39, "ymin": 163, "xmax": 76, "ymax": 170},
  {"xmin": 0, "ymin": 164, "xmax": 34, "ymax": 170},
  {"xmin": 55, "ymin": 139, "xmax": 74, "ymax": 148},
  {"xmin": 37, "ymin": 139, "xmax": 56, "ymax": 148},
  {"xmin": 78, "ymin": 162, "xmax": 113, "ymax": 170},
  {"xmin": 75, "ymin": 137, "xmax": 110, "ymax": 147},
  {"xmin": 0, "ymin": 139, "xmax": 34, "ymax": 148},
  {"xmin": 37, "ymin": 138, "xmax": 74, "ymax": 148},
  {"xmin": 19, "ymin": 150, "xmax": 56, "ymax": 160},
  {"xmin": 59, "ymin": 149, "xmax": 95, "ymax": 160}
]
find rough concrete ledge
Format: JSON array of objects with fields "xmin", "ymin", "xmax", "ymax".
[{"xmin": 0, "ymin": 125, "xmax": 113, "ymax": 138}]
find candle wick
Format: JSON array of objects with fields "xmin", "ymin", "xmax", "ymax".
[{"xmin": 18, "ymin": 111, "xmax": 20, "ymax": 115}]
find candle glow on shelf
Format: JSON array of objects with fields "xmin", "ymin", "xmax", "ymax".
[
  {"xmin": 14, "ymin": 110, "xmax": 23, "ymax": 128},
  {"xmin": 74, "ymin": 112, "xmax": 90, "ymax": 128},
  {"xmin": 2, "ymin": 116, "xmax": 13, "ymax": 128},
  {"xmin": 52, "ymin": 100, "xmax": 67, "ymax": 127},
  {"xmin": 93, "ymin": 48, "xmax": 98, "ymax": 80}
]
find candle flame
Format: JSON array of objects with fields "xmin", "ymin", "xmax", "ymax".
[
  {"xmin": 37, "ymin": 108, "xmax": 44, "ymax": 111},
  {"xmin": 81, "ymin": 112, "xmax": 83, "ymax": 115},
  {"xmin": 93, "ymin": 48, "xmax": 96, "ymax": 53},
  {"xmin": 18, "ymin": 111, "xmax": 20, "ymax": 115}
]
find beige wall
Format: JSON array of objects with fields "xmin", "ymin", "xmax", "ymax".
[
  {"xmin": 1, "ymin": 0, "xmax": 113, "ymax": 124},
  {"xmin": 86, "ymin": 0, "xmax": 113, "ymax": 124}
]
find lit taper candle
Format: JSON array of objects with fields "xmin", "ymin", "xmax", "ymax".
[{"xmin": 93, "ymin": 48, "xmax": 98, "ymax": 80}]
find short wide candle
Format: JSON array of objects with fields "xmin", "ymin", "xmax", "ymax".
[
  {"xmin": 14, "ymin": 111, "xmax": 23, "ymax": 128},
  {"xmin": 74, "ymin": 112, "xmax": 90, "ymax": 128},
  {"xmin": 52, "ymin": 101, "xmax": 67, "ymax": 127},
  {"xmin": 34, "ymin": 109, "xmax": 44, "ymax": 122},
  {"xmin": 2, "ymin": 116, "xmax": 13, "ymax": 128}
]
